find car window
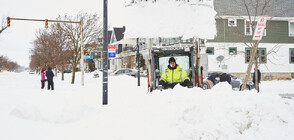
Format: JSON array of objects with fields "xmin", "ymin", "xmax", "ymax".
[{"xmin": 117, "ymin": 70, "xmax": 123, "ymax": 74}]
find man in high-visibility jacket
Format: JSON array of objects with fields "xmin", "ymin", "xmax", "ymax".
[{"xmin": 159, "ymin": 57, "xmax": 190, "ymax": 89}]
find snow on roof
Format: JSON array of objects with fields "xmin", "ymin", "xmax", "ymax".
[{"xmin": 124, "ymin": 1, "xmax": 217, "ymax": 40}]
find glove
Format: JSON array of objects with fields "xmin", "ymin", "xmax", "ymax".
[
  {"xmin": 185, "ymin": 79, "xmax": 190, "ymax": 86},
  {"xmin": 159, "ymin": 80, "xmax": 165, "ymax": 85},
  {"xmin": 181, "ymin": 79, "xmax": 190, "ymax": 87}
]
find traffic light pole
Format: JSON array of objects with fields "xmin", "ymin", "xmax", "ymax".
[
  {"xmin": 81, "ymin": 20, "xmax": 85, "ymax": 86},
  {"xmin": 8, "ymin": 17, "xmax": 80, "ymax": 24},
  {"xmin": 136, "ymin": 38, "xmax": 140, "ymax": 87},
  {"xmin": 7, "ymin": 17, "xmax": 85, "ymax": 86}
]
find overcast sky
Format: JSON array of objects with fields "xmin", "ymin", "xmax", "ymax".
[{"xmin": 0, "ymin": 0, "xmax": 126, "ymax": 67}]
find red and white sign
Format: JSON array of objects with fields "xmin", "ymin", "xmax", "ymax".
[
  {"xmin": 108, "ymin": 45, "xmax": 116, "ymax": 52},
  {"xmin": 253, "ymin": 16, "xmax": 267, "ymax": 40},
  {"xmin": 108, "ymin": 45, "xmax": 116, "ymax": 50},
  {"xmin": 108, "ymin": 45, "xmax": 116, "ymax": 58}
]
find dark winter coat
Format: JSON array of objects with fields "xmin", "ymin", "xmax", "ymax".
[
  {"xmin": 46, "ymin": 67, "xmax": 54, "ymax": 81},
  {"xmin": 253, "ymin": 69, "xmax": 261, "ymax": 84},
  {"xmin": 207, "ymin": 74, "xmax": 217, "ymax": 85},
  {"xmin": 220, "ymin": 73, "xmax": 231, "ymax": 84}
]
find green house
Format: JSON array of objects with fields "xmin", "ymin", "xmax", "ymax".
[{"xmin": 204, "ymin": 0, "xmax": 294, "ymax": 80}]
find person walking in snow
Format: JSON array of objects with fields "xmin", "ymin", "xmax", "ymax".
[
  {"xmin": 159, "ymin": 57, "xmax": 190, "ymax": 89},
  {"xmin": 41, "ymin": 68, "xmax": 46, "ymax": 89},
  {"xmin": 252, "ymin": 68, "xmax": 261, "ymax": 85},
  {"xmin": 46, "ymin": 66, "xmax": 54, "ymax": 90}
]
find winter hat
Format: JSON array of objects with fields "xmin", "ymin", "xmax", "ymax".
[
  {"xmin": 41, "ymin": 68, "xmax": 45, "ymax": 72},
  {"xmin": 169, "ymin": 57, "xmax": 176, "ymax": 63}
]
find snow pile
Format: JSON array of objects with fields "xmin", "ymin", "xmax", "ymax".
[
  {"xmin": 124, "ymin": 0, "xmax": 217, "ymax": 39},
  {"xmin": 0, "ymin": 71, "xmax": 294, "ymax": 140}
]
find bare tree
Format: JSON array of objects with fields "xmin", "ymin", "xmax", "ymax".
[
  {"xmin": 29, "ymin": 12, "xmax": 102, "ymax": 83},
  {"xmin": 0, "ymin": 55, "xmax": 20, "ymax": 71},
  {"xmin": 49, "ymin": 22, "xmax": 73, "ymax": 80},
  {"xmin": 0, "ymin": 17, "xmax": 8, "ymax": 34},
  {"xmin": 56, "ymin": 12, "xmax": 102, "ymax": 84}
]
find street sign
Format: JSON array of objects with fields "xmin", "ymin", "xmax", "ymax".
[
  {"xmin": 84, "ymin": 55, "xmax": 93, "ymax": 59},
  {"xmin": 253, "ymin": 16, "xmax": 267, "ymax": 40},
  {"xmin": 108, "ymin": 45, "xmax": 116, "ymax": 58}
]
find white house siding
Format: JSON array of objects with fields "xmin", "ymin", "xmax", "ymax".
[
  {"xmin": 109, "ymin": 59, "xmax": 116, "ymax": 71},
  {"xmin": 205, "ymin": 42, "xmax": 294, "ymax": 75}
]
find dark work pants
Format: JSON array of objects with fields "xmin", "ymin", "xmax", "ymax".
[
  {"xmin": 47, "ymin": 80, "xmax": 54, "ymax": 90},
  {"xmin": 41, "ymin": 80, "xmax": 45, "ymax": 89},
  {"xmin": 163, "ymin": 83, "xmax": 178, "ymax": 89}
]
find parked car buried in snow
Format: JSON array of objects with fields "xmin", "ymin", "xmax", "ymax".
[
  {"xmin": 64, "ymin": 69, "xmax": 72, "ymax": 73},
  {"xmin": 28, "ymin": 70, "xmax": 35, "ymax": 74},
  {"xmin": 110, "ymin": 68, "xmax": 138, "ymax": 77}
]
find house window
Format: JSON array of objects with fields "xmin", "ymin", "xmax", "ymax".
[
  {"xmin": 290, "ymin": 48, "xmax": 294, "ymax": 63},
  {"xmin": 245, "ymin": 20, "xmax": 266, "ymax": 36},
  {"xmin": 289, "ymin": 21, "xmax": 294, "ymax": 37},
  {"xmin": 245, "ymin": 48, "xmax": 267, "ymax": 63},
  {"xmin": 258, "ymin": 49, "xmax": 267, "ymax": 63},
  {"xmin": 228, "ymin": 18, "xmax": 237, "ymax": 27},
  {"xmin": 229, "ymin": 47, "xmax": 237, "ymax": 55},
  {"xmin": 206, "ymin": 47, "xmax": 214, "ymax": 55}
]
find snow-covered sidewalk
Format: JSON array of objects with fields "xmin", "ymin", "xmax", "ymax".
[{"xmin": 0, "ymin": 71, "xmax": 294, "ymax": 140}]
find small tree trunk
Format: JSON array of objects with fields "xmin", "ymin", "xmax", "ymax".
[
  {"xmin": 71, "ymin": 62, "xmax": 76, "ymax": 84},
  {"xmin": 55, "ymin": 66, "xmax": 58, "ymax": 77},
  {"xmin": 61, "ymin": 65, "xmax": 65, "ymax": 80},
  {"xmin": 241, "ymin": 40, "xmax": 259, "ymax": 91},
  {"xmin": 71, "ymin": 47, "xmax": 79, "ymax": 84}
]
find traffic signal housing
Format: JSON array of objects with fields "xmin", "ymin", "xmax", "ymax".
[
  {"xmin": 7, "ymin": 16, "xmax": 10, "ymax": 27},
  {"xmin": 45, "ymin": 19, "xmax": 48, "ymax": 29}
]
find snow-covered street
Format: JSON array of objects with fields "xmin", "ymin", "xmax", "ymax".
[{"xmin": 0, "ymin": 71, "xmax": 294, "ymax": 140}]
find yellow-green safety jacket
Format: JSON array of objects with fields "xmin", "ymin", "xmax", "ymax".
[{"xmin": 160, "ymin": 64, "xmax": 190, "ymax": 83}]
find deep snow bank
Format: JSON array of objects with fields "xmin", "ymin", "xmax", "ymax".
[{"xmin": 0, "ymin": 72, "xmax": 294, "ymax": 140}]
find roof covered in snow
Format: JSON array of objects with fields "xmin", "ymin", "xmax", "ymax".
[
  {"xmin": 124, "ymin": 0, "xmax": 217, "ymax": 40},
  {"xmin": 113, "ymin": 27, "xmax": 125, "ymax": 41}
]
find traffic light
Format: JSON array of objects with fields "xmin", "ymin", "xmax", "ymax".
[
  {"xmin": 45, "ymin": 19, "xmax": 48, "ymax": 29},
  {"xmin": 7, "ymin": 16, "xmax": 10, "ymax": 27}
]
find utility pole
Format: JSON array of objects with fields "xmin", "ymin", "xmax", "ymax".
[
  {"xmin": 102, "ymin": 0, "xmax": 108, "ymax": 105},
  {"xmin": 136, "ymin": 38, "xmax": 140, "ymax": 86},
  {"xmin": 81, "ymin": 20, "xmax": 85, "ymax": 86}
]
